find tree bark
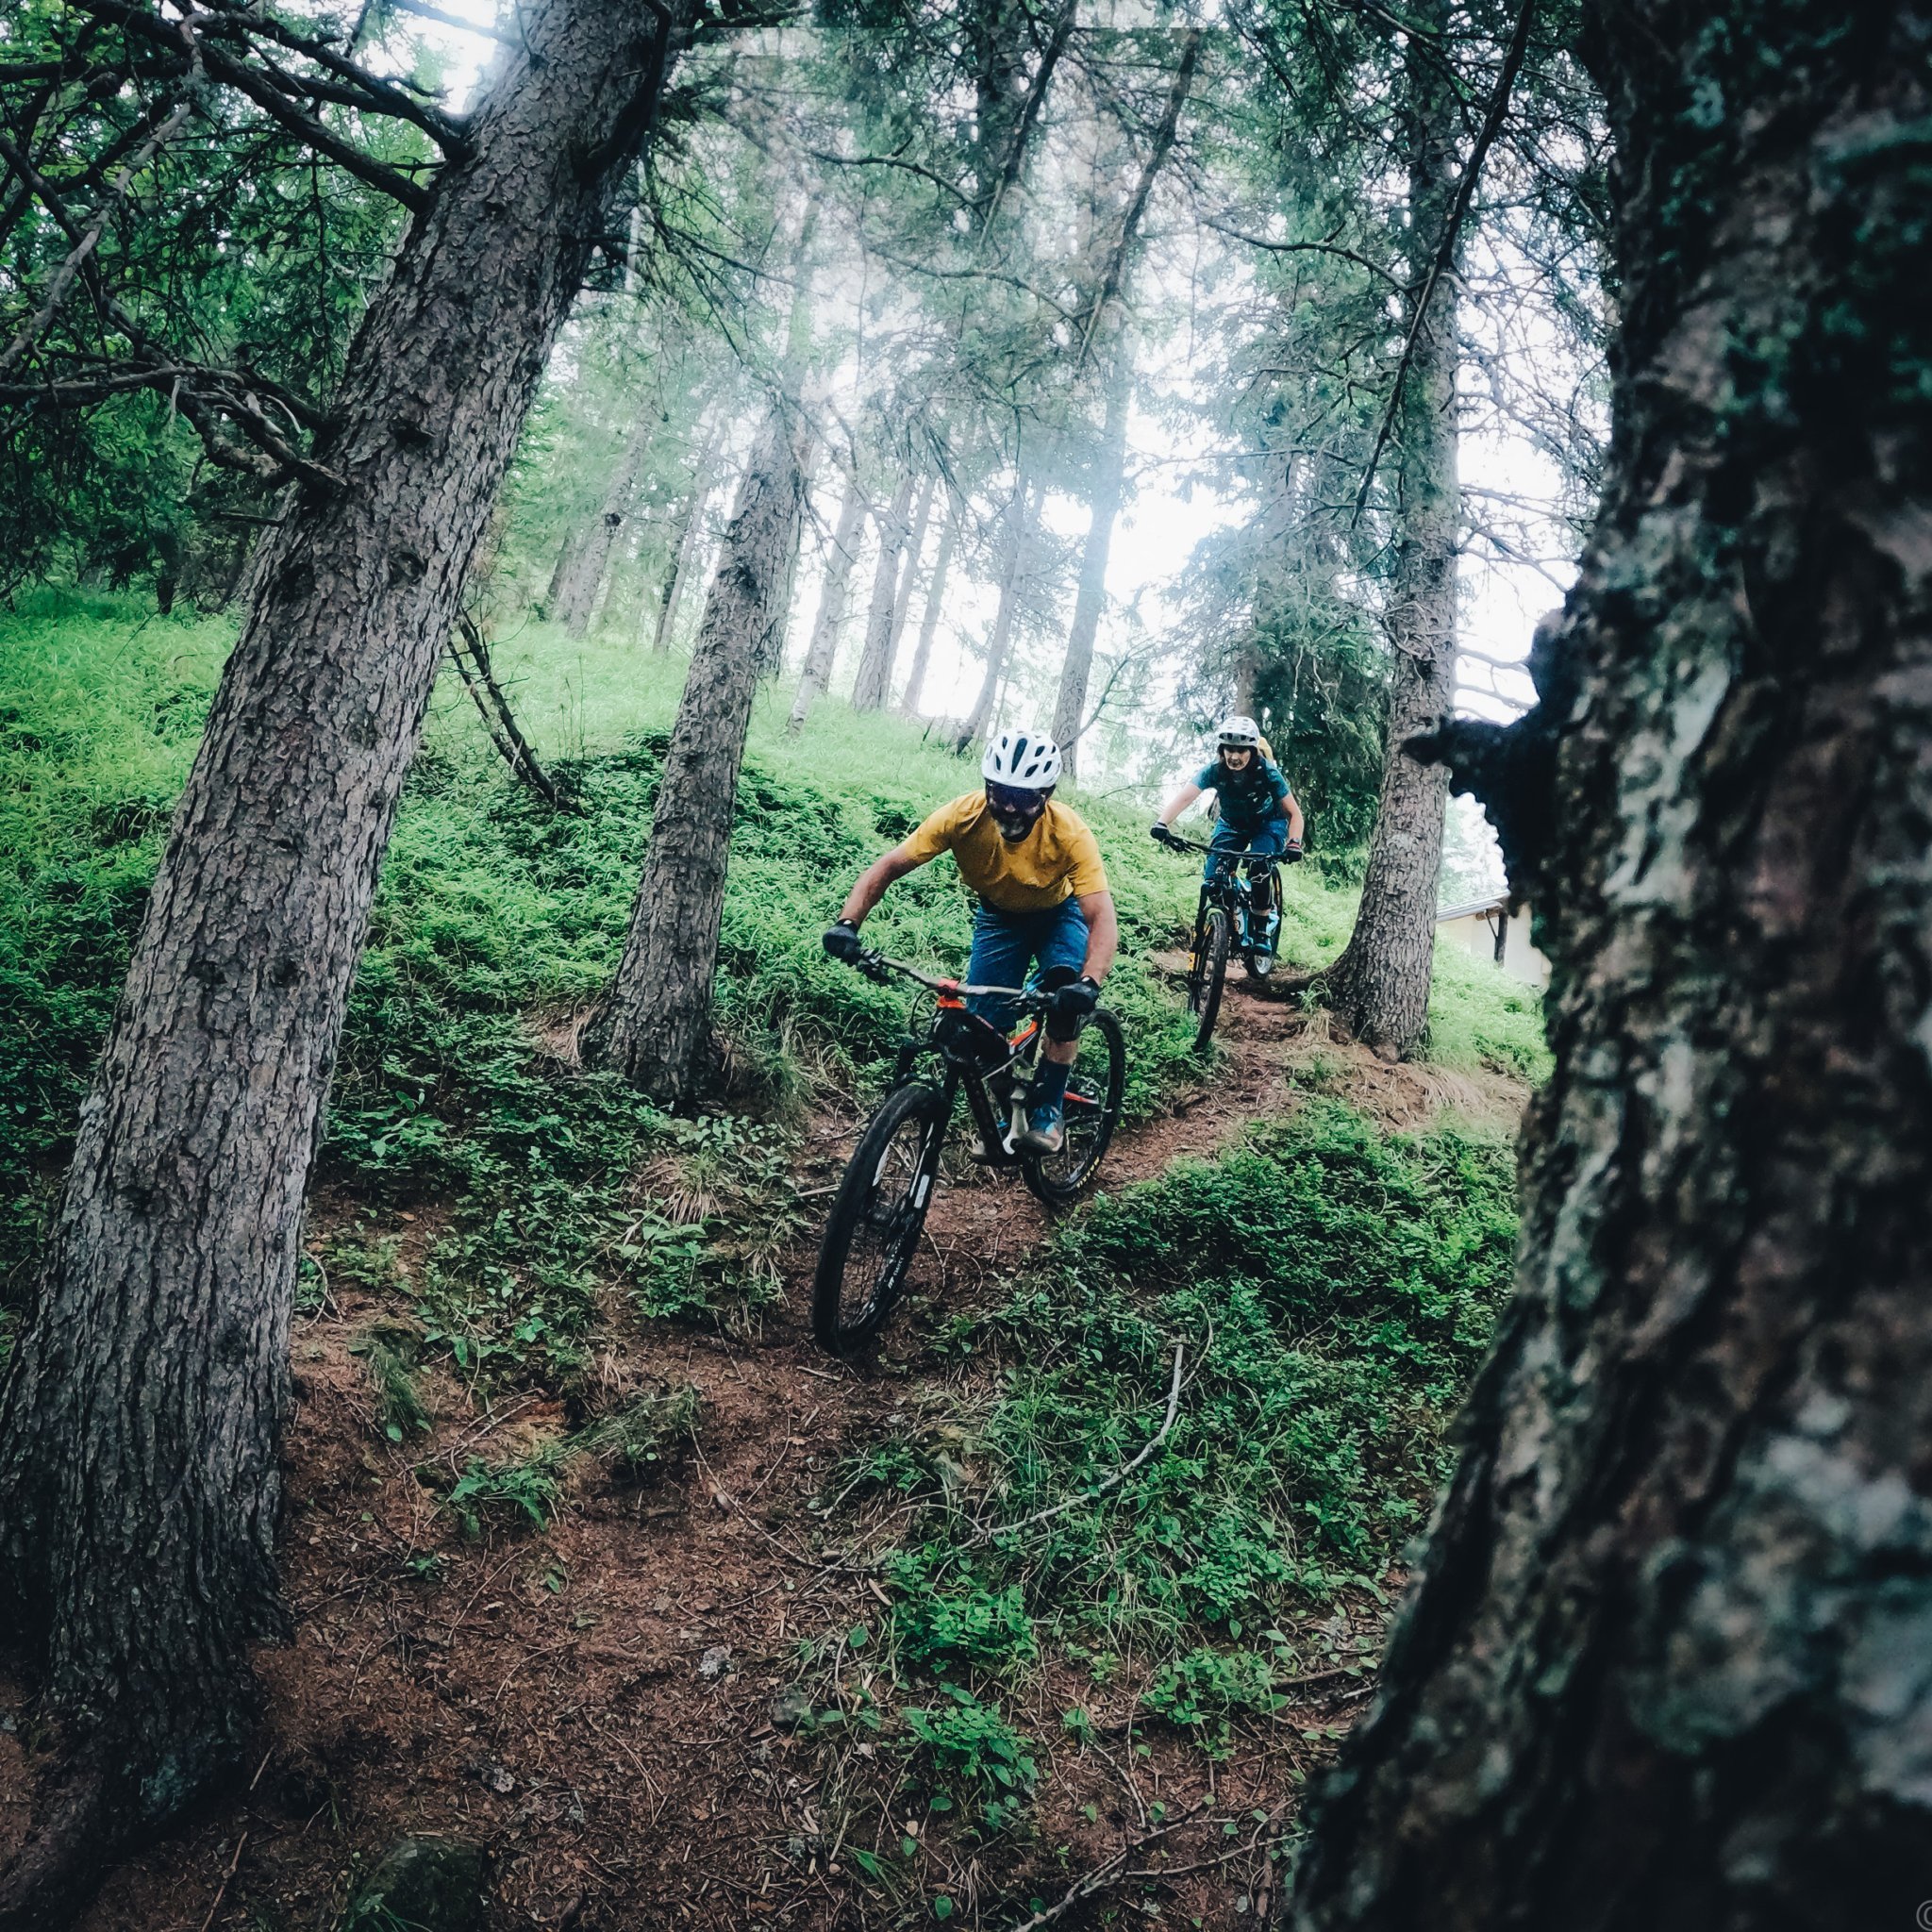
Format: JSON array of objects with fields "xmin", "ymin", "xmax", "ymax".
[
  {"xmin": 1321, "ymin": 0, "xmax": 1459, "ymax": 1058},
  {"xmin": 898, "ymin": 490, "xmax": 958, "ymax": 717},
  {"xmin": 555, "ymin": 405, "xmax": 658, "ymax": 637},
  {"xmin": 1052, "ymin": 351, "xmax": 1131, "ymax": 777},
  {"xmin": 543, "ymin": 525, "xmax": 582, "ymax": 614},
  {"xmin": 850, "ymin": 469, "xmax": 918, "ymax": 710},
  {"xmin": 885, "ymin": 472, "xmax": 937, "ymax": 678},
  {"xmin": 585, "ymin": 395, "xmax": 808, "ymax": 1102},
  {"xmin": 787, "ymin": 469, "xmax": 866, "ymax": 733},
  {"xmin": 955, "ymin": 473, "xmax": 1032, "ymax": 752},
  {"xmin": 1289, "ymin": 4, "xmax": 1932, "ymax": 1927},
  {"xmin": 650, "ymin": 419, "xmax": 724, "ymax": 653},
  {"xmin": 0, "ymin": 0, "xmax": 686, "ymax": 1912}
]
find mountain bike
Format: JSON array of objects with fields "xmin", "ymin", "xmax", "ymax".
[
  {"xmin": 1157, "ymin": 830, "xmax": 1285, "ymax": 1053},
  {"xmin": 812, "ymin": 948, "xmax": 1125, "ymax": 1355}
]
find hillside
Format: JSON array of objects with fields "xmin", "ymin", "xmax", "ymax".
[{"xmin": 0, "ymin": 595, "xmax": 1546, "ymax": 1929}]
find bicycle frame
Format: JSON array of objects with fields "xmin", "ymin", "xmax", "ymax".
[
  {"xmin": 1164, "ymin": 836, "xmax": 1283, "ymax": 950},
  {"xmin": 871, "ymin": 955, "xmax": 1056, "ymax": 1168}
]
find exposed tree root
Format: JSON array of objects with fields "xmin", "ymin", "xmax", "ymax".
[{"xmin": 0, "ymin": 1748, "xmax": 113, "ymax": 1932}]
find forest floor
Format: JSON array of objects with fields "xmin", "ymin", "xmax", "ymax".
[{"xmin": 1, "ymin": 981, "xmax": 1528, "ymax": 1932}]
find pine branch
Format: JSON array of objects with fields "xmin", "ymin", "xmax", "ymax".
[
  {"xmin": 0, "ymin": 94, "xmax": 194, "ymax": 380},
  {"xmin": 1075, "ymin": 24, "xmax": 1203, "ymax": 363},
  {"xmin": 1351, "ymin": 0, "xmax": 1539, "ymax": 520}
]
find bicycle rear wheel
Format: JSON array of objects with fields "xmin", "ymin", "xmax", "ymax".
[
  {"xmin": 812, "ymin": 1083, "xmax": 947, "ymax": 1354},
  {"xmin": 1190, "ymin": 907, "xmax": 1230, "ymax": 1052},
  {"xmin": 1023, "ymin": 1008, "xmax": 1126, "ymax": 1207}
]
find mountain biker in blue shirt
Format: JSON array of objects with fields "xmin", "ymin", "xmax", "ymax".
[{"xmin": 1149, "ymin": 714, "xmax": 1304, "ymax": 938}]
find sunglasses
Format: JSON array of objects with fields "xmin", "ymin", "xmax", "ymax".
[{"xmin": 986, "ymin": 782, "xmax": 1046, "ymax": 819}]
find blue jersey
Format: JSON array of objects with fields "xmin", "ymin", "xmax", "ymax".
[{"xmin": 1195, "ymin": 754, "xmax": 1291, "ymax": 830}]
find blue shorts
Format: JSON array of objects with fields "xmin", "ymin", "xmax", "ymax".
[
  {"xmin": 1205, "ymin": 816, "xmax": 1288, "ymax": 883},
  {"xmin": 966, "ymin": 897, "xmax": 1089, "ymax": 1034}
]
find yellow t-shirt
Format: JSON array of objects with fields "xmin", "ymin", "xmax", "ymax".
[{"xmin": 899, "ymin": 792, "xmax": 1110, "ymax": 913}]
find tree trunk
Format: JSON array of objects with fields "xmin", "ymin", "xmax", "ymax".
[
  {"xmin": 955, "ymin": 475, "xmax": 1031, "ymax": 752},
  {"xmin": 0, "ymin": 0, "xmax": 686, "ymax": 1913},
  {"xmin": 898, "ymin": 491, "xmax": 958, "ymax": 717},
  {"xmin": 543, "ymin": 526, "xmax": 581, "ymax": 613},
  {"xmin": 850, "ymin": 469, "xmax": 918, "ymax": 710},
  {"xmin": 787, "ymin": 470, "xmax": 866, "ymax": 732},
  {"xmin": 1321, "ymin": 0, "xmax": 1458, "ymax": 1058},
  {"xmin": 885, "ymin": 472, "xmax": 937, "ymax": 675},
  {"xmin": 585, "ymin": 396, "xmax": 808, "ymax": 1102},
  {"xmin": 1288, "ymin": 4, "xmax": 1932, "ymax": 1928},
  {"xmin": 1052, "ymin": 351, "xmax": 1131, "ymax": 777},
  {"xmin": 650, "ymin": 421, "xmax": 724, "ymax": 653},
  {"xmin": 555, "ymin": 406, "xmax": 658, "ymax": 637}
]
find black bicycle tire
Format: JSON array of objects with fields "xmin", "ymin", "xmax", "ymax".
[
  {"xmin": 1191, "ymin": 909, "xmax": 1230, "ymax": 1052},
  {"xmin": 811, "ymin": 1082, "xmax": 946, "ymax": 1355},
  {"xmin": 1023, "ymin": 1008, "xmax": 1127, "ymax": 1208}
]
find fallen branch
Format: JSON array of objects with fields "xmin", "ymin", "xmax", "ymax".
[
  {"xmin": 970, "ymin": 1336, "xmax": 1195, "ymax": 1543},
  {"xmin": 1007, "ymin": 1797, "xmax": 1291, "ymax": 1930},
  {"xmin": 448, "ymin": 613, "xmax": 579, "ymax": 812}
]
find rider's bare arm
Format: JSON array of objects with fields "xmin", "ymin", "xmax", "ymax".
[
  {"xmin": 1284, "ymin": 790, "xmax": 1305, "ymax": 843},
  {"xmin": 1076, "ymin": 890, "xmax": 1118, "ymax": 983},
  {"xmin": 839, "ymin": 844, "xmax": 926, "ymax": 927},
  {"xmin": 1156, "ymin": 781, "xmax": 1205, "ymax": 827}
]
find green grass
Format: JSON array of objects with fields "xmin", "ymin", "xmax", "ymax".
[
  {"xmin": 877, "ymin": 1100, "xmax": 1519, "ymax": 1642},
  {"xmin": 0, "ymin": 591, "xmax": 1544, "ymax": 1352},
  {"xmin": 793, "ymin": 1098, "xmax": 1522, "ymax": 1885}
]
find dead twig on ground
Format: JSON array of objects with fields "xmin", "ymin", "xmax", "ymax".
[
  {"xmin": 967, "ymin": 1335, "xmax": 1201, "ymax": 1544},
  {"xmin": 194, "ymin": 1830, "xmax": 248, "ymax": 1932}
]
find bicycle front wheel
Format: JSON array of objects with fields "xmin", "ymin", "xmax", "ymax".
[
  {"xmin": 812, "ymin": 1082, "xmax": 947, "ymax": 1354},
  {"xmin": 1023, "ymin": 1008, "xmax": 1126, "ymax": 1208},
  {"xmin": 1191, "ymin": 907, "xmax": 1230, "ymax": 1053}
]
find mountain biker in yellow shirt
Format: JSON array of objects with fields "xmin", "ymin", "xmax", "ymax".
[{"xmin": 824, "ymin": 728, "xmax": 1118, "ymax": 1155}]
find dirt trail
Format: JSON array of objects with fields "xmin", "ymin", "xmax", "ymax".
[{"xmin": 19, "ymin": 982, "xmax": 1525, "ymax": 1932}]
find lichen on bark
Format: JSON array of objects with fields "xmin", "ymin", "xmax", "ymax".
[{"xmin": 1289, "ymin": 2, "xmax": 1932, "ymax": 1926}]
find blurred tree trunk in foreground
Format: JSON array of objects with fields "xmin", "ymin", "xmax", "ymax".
[{"xmin": 1289, "ymin": 2, "xmax": 1932, "ymax": 1925}]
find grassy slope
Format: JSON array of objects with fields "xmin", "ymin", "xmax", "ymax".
[
  {"xmin": 1, "ymin": 593, "xmax": 1545, "ymax": 1305},
  {"xmin": 1, "ymin": 594, "xmax": 1545, "ymax": 1911}
]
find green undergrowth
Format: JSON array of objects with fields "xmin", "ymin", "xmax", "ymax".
[
  {"xmin": 792, "ymin": 1101, "xmax": 1518, "ymax": 1894},
  {"xmin": 2, "ymin": 593, "xmax": 1541, "ymax": 1375},
  {"xmin": 433, "ymin": 1388, "xmax": 703, "ymax": 1538}
]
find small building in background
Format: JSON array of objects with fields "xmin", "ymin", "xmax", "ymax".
[{"xmin": 1437, "ymin": 893, "xmax": 1549, "ymax": 989}]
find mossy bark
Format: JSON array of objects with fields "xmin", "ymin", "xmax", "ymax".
[
  {"xmin": 1289, "ymin": 2, "xmax": 1932, "ymax": 1925},
  {"xmin": 0, "ymin": 0, "xmax": 685, "ymax": 1913}
]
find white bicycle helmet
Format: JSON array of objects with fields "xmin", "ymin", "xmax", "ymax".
[
  {"xmin": 1217, "ymin": 713, "xmax": 1261, "ymax": 749},
  {"xmin": 982, "ymin": 727, "xmax": 1062, "ymax": 791}
]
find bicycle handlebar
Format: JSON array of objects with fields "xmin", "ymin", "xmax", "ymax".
[
  {"xmin": 1156, "ymin": 831, "xmax": 1282, "ymax": 862},
  {"xmin": 851, "ymin": 949, "xmax": 1040, "ymax": 1004}
]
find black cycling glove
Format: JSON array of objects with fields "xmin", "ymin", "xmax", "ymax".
[
  {"xmin": 823, "ymin": 921, "xmax": 864, "ymax": 962},
  {"xmin": 1048, "ymin": 976, "xmax": 1101, "ymax": 1018}
]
